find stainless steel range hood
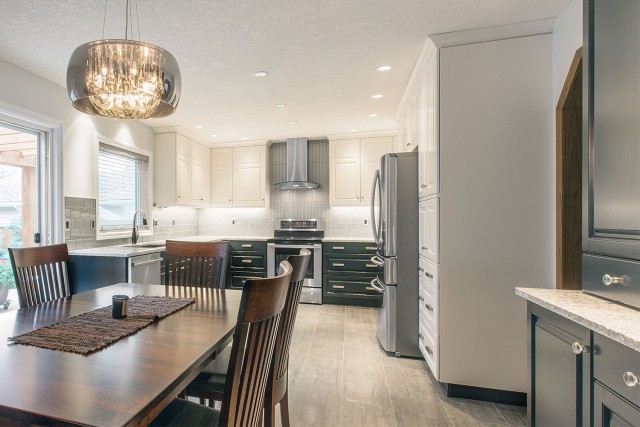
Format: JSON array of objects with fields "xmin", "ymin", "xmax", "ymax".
[{"xmin": 272, "ymin": 137, "xmax": 321, "ymax": 190}]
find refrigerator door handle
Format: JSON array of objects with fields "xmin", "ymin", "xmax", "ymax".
[
  {"xmin": 370, "ymin": 169, "xmax": 382, "ymax": 246},
  {"xmin": 370, "ymin": 277, "xmax": 385, "ymax": 293}
]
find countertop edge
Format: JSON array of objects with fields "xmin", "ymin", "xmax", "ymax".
[{"xmin": 516, "ymin": 288, "xmax": 640, "ymax": 352}]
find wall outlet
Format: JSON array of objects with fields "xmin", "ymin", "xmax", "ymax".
[
  {"xmin": 232, "ymin": 219, "xmax": 236, "ymax": 225},
  {"xmin": 363, "ymin": 218, "xmax": 368, "ymax": 225},
  {"xmin": 153, "ymin": 219, "xmax": 158, "ymax": 227}
]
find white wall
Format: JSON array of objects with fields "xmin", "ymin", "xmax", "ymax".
[
  {"xmin": 0, "ymin": 57, "xmax": 155, "ymax": 199},
  {"xmin": 553, "ymin": 0, "xmax": 583, "ymax": 105}
]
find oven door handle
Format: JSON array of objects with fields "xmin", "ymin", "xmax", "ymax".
[
  {"xmin": 370, "ymin": 277, "xmax": 385, "ymax": 293},
  {"xmin": 268, "ymin": 243, "xmax": 321, "ymax": 249}
]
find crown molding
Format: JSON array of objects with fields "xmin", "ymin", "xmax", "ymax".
[
  {"xmin": 430, "ymin": 18, "xmax": 554, "ymax": 48},
  {"xmin": 327, "ymin": 129, "xmax": 397, "ymax": 141}
]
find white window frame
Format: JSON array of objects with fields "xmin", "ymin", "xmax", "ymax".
[{"xmin": 95, "ymin": 135, "xmax": 153, "ymax": 241}]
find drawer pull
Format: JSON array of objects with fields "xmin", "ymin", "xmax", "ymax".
[
  {"xmin": 418, "ymin": 295, "xmax": 424, "ymax": 302},
  {"xmin": 623, "ymin": 372, "xmax": 638, "ymax": 387},
  {"xmin": 424, "ymin": 344, "xmax": 433, "ymax": 355},
  {"xmin": 418, "ymin": 332, "xmax": 424, "ymax": 340},
  {"xmin": 420, "ymin": 184, "xmax": 428, "ymax": 188},
  {"xmin": 425, "ymin": 272, "xmax": 433, "ymax": 279},
  {"xmin": 365, "ymin": 264, "xmax": 377, "ymax": 268},
  {"xmin": 365, "ymin": 286, "xmax": 376, "ymax": 291},
  {"xmin": 421, "ymin": 246, "xmax": 428, "ymax": 250},
  {"xmin": 365, "ymin": 246, "xmax": 377, "ymax": 251},
  {"xmin": 571, "ymin": 342, "xmax": 589, "ymax": 355},
  {"xmin": 241, "ymin": 244, "xmax": 253, "ymax": 248},
  {"xmin": 425, "ymin": 303, "xmax": 434, "ymax": 312},
  {"xmin": 333, "ymin": 246, "xmax": 345, "ymax": 250},
  {"xmin": 241, "ymin": 259, "xmax": 253, "ymax": 264},
  {"xmin": 418, "ymin": 267, "xmax": 424, "ymax": 272},
  {"xmin": 333, "ymin": 263, "xmax": 345, "ymax": 267},
  {"xmin": 333, "ymin": 285, "xmax": 345, "ymax": 289}
]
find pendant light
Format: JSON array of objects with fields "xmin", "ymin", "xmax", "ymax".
[{"xmin": 66, "ymin": 0, "xmax": 181, "ymax": 119}]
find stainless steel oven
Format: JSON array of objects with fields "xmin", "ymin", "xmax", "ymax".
[{"xmin": 267, "ymin": 219, "xmax": 324, "ymax": 304}]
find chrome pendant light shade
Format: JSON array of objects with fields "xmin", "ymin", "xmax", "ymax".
[{"xmin": 66, "ymin": 1, "xmax": 181, "ymax": 119}]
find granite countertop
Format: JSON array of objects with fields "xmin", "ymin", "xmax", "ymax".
[
  {"xmin": 516, "ymin": 288, "xmax": 640, "ymax": 352},
  {"xmin": 69, "ymin": 235, "xmax": 270, "ymax": 257}
]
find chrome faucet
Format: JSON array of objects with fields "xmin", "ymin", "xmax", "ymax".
[{"xmin": 131, "ymin": 209, "xmax": 147, "ymax": 245}]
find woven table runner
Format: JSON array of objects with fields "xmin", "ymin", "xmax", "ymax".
[{"xmin": 8, "ymin": 295, "xmax": 195, "ymax": 355}]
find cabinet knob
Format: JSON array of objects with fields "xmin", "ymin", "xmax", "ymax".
[
  {"xmin": 425, "ymin": 303, "xmax": 434, "ymax": 312},
  {"xmin": 623, "ymin": 371, "xmax": 639, "ymax": 387},
  {"xmin": 571, "ymin": 342, "xmax": 590, "ymax": 355},
  {"xmin": 420, "ymin": 184, "xmax": 428, "ymax": 188},
  {"xmin": 424, "ymin": 344, "xmax": 433, "ymax": 355},
  {"xmin": 425, "ymin": 272, "xmax": 433, "ymax": 279},
  {"xmin": 602, "ymin": 274, "xmax": 624, "ymax": 286},
  {"xmin": 418, "ymin": 332, "xmax": 424, "ymax": 340},
  {"xmin": 418, "ymin": 295, "xmax": 424, "ymax": 302}
]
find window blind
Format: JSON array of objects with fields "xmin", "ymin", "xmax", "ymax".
[{"xmin": 98, "ymin": 142, "xmax": 149, "ymax": 234}]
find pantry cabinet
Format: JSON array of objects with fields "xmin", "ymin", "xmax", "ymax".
[
  {"xmin": 329, "ymin": 136, "xmax": 392, "ymax": 206},
  {"xmin": 211, "ymin": 145, "xmax": 268, "ymax": 208},
  {"xmin": 155, "ymin": 132, "xmax": 211, "ymax": 207}
]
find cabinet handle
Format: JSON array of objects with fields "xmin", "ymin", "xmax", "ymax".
[
  {"xmin": 365, "ymin": 264, "xmax": 377, "ymax": 268},
  {"xmin": 333, "ymin": 246, "xmax": 345, "ymax": 250},
  {"xmin": 365, "ymin": 286, "xmax": 376, "ymax": 291},
  {"xmin": 421, "ymin": 246, "xmax": 428, "ymax": 250},
  {"xmin": 228, "ymin": 199, "xmax": 232, "ymax": 201},
  {"xmin": 418, "ymin": 332, "xmax": 424, "ymax": 340},
  {"xmin": 333, "ymin": 285, "xmax": 345, "ymax": 289},
  {"xmin": 425, "ymin": 303, "xmax": 434, "ymax": 312},
  {"xmin": 418, "ymin": 295, "xmax": 424, "ymax": 302},
  {"xmin": 365, "ymin": 246, "xmax": 377, "ymax": 251},
  {"xmin": 406, "ymin": 143, "xmax": 411, "ymax": 146},
  {"xmin": 424, "ymin": 344, "xmax": 433, "ymax": 355},
  {"xmin": 425, "ymin": 272, "xmax": 433, "ymax": 279},
  {"xmin": 571, "ymin": 342, "xmax": 590, "ymax": 355},
  {"xmin": 602, "ymin": 274, "xmax": 624, "ymax": 286},
  {"xmin": 623, "ymin": 372, "xmax": 638, "ymax": 387},
  {"xmin": 333, "ymin": 263, "xmax": 345, "ymax": 267},
  {"xmin": 242, "ymin": 259, "xmax": 252, "ymax": 264},
  {"xmin": 421, "ymin": 184, "xmax": 428, "ymax": 188},
  {"xmin": 241, "ymin": 244, "xmax": 253, "ymax": 248}
]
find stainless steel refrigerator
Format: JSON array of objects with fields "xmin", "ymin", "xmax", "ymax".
[{"xmin": 370, "ymin": 151, "xmax": 420, "ymax": 357}]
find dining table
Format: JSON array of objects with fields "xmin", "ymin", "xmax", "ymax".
[{"xmin": 0, "ymin": 283, "xmax": 242, "ymax": 426}]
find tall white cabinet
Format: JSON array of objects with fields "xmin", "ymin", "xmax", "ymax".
[{"xmin": 405, "ymin": 24, "xmax": 554, "ymax": 395}]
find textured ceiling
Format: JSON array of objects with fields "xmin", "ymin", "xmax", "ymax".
[{"xmin": 0, "ymin": 0, "xmax": 572, "ymax": 145}]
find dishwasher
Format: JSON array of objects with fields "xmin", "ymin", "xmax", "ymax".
[{"xmin": 128, "ymin": 253, "xmax": 162, "ymax": 284}]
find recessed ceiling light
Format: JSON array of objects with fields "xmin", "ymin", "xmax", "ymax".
[
  {"xmin": 254, "ymin": 71, "xmax": 269, "ymax": 77},
  {"xmin": 242, "ymin": 137, "xmax": 249, "ymax": 140},
  {"xmin": 210, "ymin": 134, "xmax": 217, "ymax": 137},
  {"xmin": 350, "ymin": 129, "xmax": 359, "ymax": 132},
  {"xmin": 195, "ymin": 125, "xmax": 203, "ymax": 129},
  {"xmin": 372, "ymin": 94, "xmax": 384, "ymax": 99},
  {"xmin": 376, "ymin": 65, "xmax": 392, "ymax": 72},
  {"xmin": 276, "ymin": 104, "xmax": 286, "ymax": 108},
  {"xmin": 288, "ymin": 121, "xmax": 297, "ymax": 125},
  {"xmin": 369, "ymin": 113, "xmax": 378, "ymax": 117}
]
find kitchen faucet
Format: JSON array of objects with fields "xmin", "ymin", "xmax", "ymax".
[{"xmin": 131, "ymin": 209, "xmax": 147, "ymax": 245}]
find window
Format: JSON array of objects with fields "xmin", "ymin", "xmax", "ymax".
[{"xmin": 97, "ymin": 139, "xmax": 151, "ymax": 239}]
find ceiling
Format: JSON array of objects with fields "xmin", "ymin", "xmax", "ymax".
[{"xmin": 0, "ymin": 0, "xmax": 572, "ymax": 145}]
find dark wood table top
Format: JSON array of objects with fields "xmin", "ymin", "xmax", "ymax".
[{"xmin": 0, "ymin": 283, "xmax": 242, "ymax": 426}]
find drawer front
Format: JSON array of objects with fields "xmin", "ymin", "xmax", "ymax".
[
  {"xmin": 228, "ymin": 240, "xmax": 267, "ymax": 252},
  {"xmin": 418, "ymin": 257, "xmax": 438, "ymax": 330},
  {"xmin": 229, "ymin": 272, "xmax": 266, "ymax": 289},
  {"xmin": 325, "ymin": 278, "xmax": 380, "ymax": 295},
  {"xmin": 230, "ymin": 254, "xmax": 265, "ymax": 268},
  {"xmin": 324, "ymin": 256, "xmax": 380, "ymax": 273},
  {"xmin": 323, "ymin": 242, "xmax": 378, "ymax": 255},
  {"xmin": 419, "ymin": 314, "xmax": 439, "ymax": 379},
  {"xmin": 594, "ymin": 333, "xmax": 640, "ymax": 406}
]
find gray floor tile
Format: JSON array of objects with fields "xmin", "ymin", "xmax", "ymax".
[
  {"xmin": 342, "ymin": 367, "xmax": 391, "ymax": 405},
  {"xmin": 493, "ymin": 403, "xmax": 527, "ymax": 415},
  {"xmin": 391, "ymin": 395, "xmax": 452, "ymax": 427},
  {"xmin": 339, "ymin": 400, "xmax": 397, "ymax": 427},
  {"xmin": 440, "ymin": 398, "xmax": 509, "ymax": 425},
  {"xmin": 384, "ymin": 365, "xmax": 437, "ymax": 399},
  {"xmin": 501, "ymin": 410, "xmax": 527, "ymax": 427}
]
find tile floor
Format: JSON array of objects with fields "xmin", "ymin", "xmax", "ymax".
[{"xmin": 283, "ymin": 304, "xmax": 527, "ymax": 427}]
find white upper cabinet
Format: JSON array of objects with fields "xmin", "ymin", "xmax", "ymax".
[
  {"xmin": 330, "ymin": 137, "xmax": 393, "ymax": 206},
  {"xmin": 210, "ymin": 145, "xmax": 268, "ymax": 208},
  {"xmin": 421, "ymin": 51, "xmax": 439, "ymax": 199},
  {"xmin": 154, "ymin": 132, "xmax": 211, "ymax": 207}
]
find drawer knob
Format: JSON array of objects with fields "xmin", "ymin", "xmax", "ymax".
[
  {"xmin": 418, "ymin": 267, "xmax": 424, "ymax": 272},
  {"xmin": 418, "ymin": 332, "xmax": 424, "ymax": 340},
  {"xmin": 421, "ymin": 246, "xmax": 428, "ymax": 250},
  {"xmin": 602, "ymin": 274, "xmax": 623, "ymax": 286},
  {"xmin": 571, "ymin": 342, "xmax": 590, "ymax": 355},
  {"xmin": 623, "ymin": 371, "xmax": 639, "ymax": 387},
  {"xmin": 425, "ymin": 303, "xmax": 434, "ymax": 312},
  {"xmin": 424, "ymin": 344, "xmax": 433, "ymax": 355},
  {"xmin": 425, "ymin": 272, "xmax": 433, "ymax": 279},
  {"xmin": 418, "ymin": 295, "xmax": 424, "ymax": 302}
]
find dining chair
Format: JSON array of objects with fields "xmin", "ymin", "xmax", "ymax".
[
  {"xmin": 184, "ymin": 248, "xmax": 312, "ymax": 426},
  {"xmin": 150, "ymin": 260, "xmax": 293, "ymax": 427},
  {"xmin": 8, "ymin": 243, "xmax": 71, "ymax": 308},
  {"xmin": 164, "ymin": 240, "xmax": 229, "ymax": 289}
]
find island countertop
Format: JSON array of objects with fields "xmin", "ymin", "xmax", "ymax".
[{"xmin": 516, "ymin": 287, "xmax": 640, "ymax": 352}]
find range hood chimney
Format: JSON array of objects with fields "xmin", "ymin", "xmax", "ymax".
[{"xmin": 272, "ymin": 137, "xmax": 321, "ymax": 190}]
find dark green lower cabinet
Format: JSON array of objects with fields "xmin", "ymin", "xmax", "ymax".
[
  {"xmin": 594, "ymin": 382, "xmax": 640, "ymax": 427},
  {"xmin": 322, "ymin": 241, "xmax": 381, "ymax": 307},
  {"xmin": 225, "ymin": 240, "xmax": 267, "ymax": 289}
]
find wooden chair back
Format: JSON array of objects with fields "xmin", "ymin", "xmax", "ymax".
[
  {"xmin": 8, "ymin": 244, "xmax": 71, "ymax": 308},
  {"xmin": 219, "ymin": 261, "xmax": 292, "ymax": 427},
  {"xmin": 164, "ymin": 240, "xmax": 229, "ymax": 289},
  {"xmin": 266, "ymin": 249, "xmax": 311, "ymax": 416}
]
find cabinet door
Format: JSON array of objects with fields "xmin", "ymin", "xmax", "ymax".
[
  {"xmin": 407, "ymin": 91, "xmax": 420, "ymax": 152},
  {"xmin": 232, "ymin": 146, "xmax": 266, "ymax": 206},
  {"xmin": 330, "ymin": 139, "xmax": 361, "ymax": 205},
  {"xmin": 177, "ymin": 155, "xmax": 191, "ymax": 201},
  {"xmin": 211, "ymin": 149, "xmax": 232, "ymax": 206},
  {"xmin": 190, "ymin": 142, "xmax": 211, "ymax": 203},
  {"xmin": 420, "ymin": 52, "xmax": 439, "ymax": 198},
  {"xmin": 360, "ymin": 137, "xmax": 392, "ymax": 204},
  {"xmin": 419, "ymin": 198, "xmax": 439, "ymax": 262},
  {"xmin": 594, "ymin": 382, "xmax": 640, "ymax": 427}
]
